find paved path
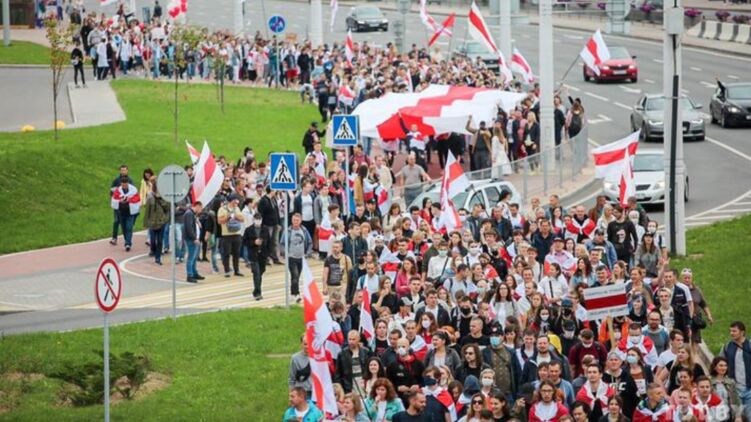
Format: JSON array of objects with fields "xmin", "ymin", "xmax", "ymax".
[{"xmin": 0, "ymin": 68, "xmax": 74, "ymax": 132}]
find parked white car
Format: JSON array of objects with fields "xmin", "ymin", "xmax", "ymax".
[{"xmin": 602, "ymin": 149, "xmax": 689, "ymax": 205}]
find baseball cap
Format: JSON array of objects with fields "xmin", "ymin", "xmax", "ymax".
[{"xmin": 399, "ymin": 297, "xmax": 413, "ymax": 307}]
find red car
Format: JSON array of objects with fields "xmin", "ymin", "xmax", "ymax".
[{"xmin": 583, "ymin": 46, "xmax": 638, "ymax": 83}]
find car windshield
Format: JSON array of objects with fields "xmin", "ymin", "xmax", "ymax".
[
  {"xmin": 633, "ymin": 154, "xmax": 664, "ymax": 172},
  {"xmin": 357, "ymin": 7, "xmax": 382, "ymax": 18},
  {"xmin": 608, "ymin": 46, "xmax": 631, "ymax": 60},
  {"xmin": 466, "ymin": 42, "xmax": 490, "ymax": 54},
  {"xmin": 727, "ymin": 85, "xmax": 751, "ymax": 99},
  {"xmin": 645, "ymin": 97, "xmax": 693, "ymax": 111}
]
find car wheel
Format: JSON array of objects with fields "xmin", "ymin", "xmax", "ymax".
[
  {"xmin": 684, "ymin": 177, "xmax": 689, "ymax": 202},
  {"xmin": 640, "ymin": 125, "xmax": 649, "ymax": 142},
  {"xmin": 710, "ymin": 111, "xmax": 718, "ymax": 124},
  {"xmin": 631, "ymin": 76, "xmax": 638, "ymax": 83},
  {"xmin": 583, "ymin": 71, "xmax": 590, "ymax": 82}
]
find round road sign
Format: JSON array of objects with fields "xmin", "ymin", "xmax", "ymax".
[
  {"xmin": 95, "ymin": 257, "xmax": 122, "ymax": 313},
  {"xmin": 268, "ymin": 15, "xmax": 286, "ymax": 34},
  {"xmin": 157, "ymin": 164, "xmax": 191, "ymax": 203}
]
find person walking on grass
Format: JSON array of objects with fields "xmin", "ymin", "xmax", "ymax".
[{"xmin": 183, "ymin": 201, "xmax": 204, "ymax": 283}]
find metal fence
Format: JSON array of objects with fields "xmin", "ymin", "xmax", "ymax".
[{"xmin": 393, "ymin": 126, "xmax": 590, "ymax": 210}]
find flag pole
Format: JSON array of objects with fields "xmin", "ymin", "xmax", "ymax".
[{"xmin": 558, "ymin": 54, "xmax": 580, "ymax": 87}]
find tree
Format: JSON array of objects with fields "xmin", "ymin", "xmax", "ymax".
[
  {"xmin": 43, "ymin": 16, "xmax": 77, "ymax": 142},
  {"xmin": 170, "ymin": 24, "xmax": 204, "ymax": 146},
  {"xmin": 211, "ymin": 44, "xmax": 227, "ymax": 114}
]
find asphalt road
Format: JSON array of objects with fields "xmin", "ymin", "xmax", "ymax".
[{"xmin": 0, "ymin": 68, "xmax": 75, "ymax": 132}]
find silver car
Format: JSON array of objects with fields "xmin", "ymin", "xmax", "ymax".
[
  {"xmin": 453, "ymin": 41, "xmax": 500, "ymax": 72},
  {"xmin": 603, "ymin": 149, "xmax": 689, "ymax": 205},
  {"xmin": 406, "ymin": 179, "xmax": 522, "ymax": 212},
  {"xmin": 630, "ymin": 94, "xmax": 705, "ymax": 142}
]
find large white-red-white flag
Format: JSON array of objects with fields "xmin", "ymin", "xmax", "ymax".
[
  {"xmin": 439, "ymin": 151, "xmax": 469, "ymax": 233},
  {"xmin": 467, "ymin": 1, "xmax": 513, "ymax": 83},
  {"xmin": 330, "ymin": 0, "xmax": 338, "ymax": 33},
  {"xmin": 580, "ymin": 29, "xmax": 611, "ymax": 76},
  {"xmin": 344, "ymin": 30, "xmax": 354, "ymax": 67},
  {"xmin": 419, "ymin": 0, "xmax": 438, "ymax": 32},
  {"xmin": 99, "ymin": 0, "xmax": 118, "ymax": 6},
  {"xmin": 511, "ymin": 47, "xmax": 535, "ymax": 84},
  {"xmin": 302, "ymin": 259, "xmax": 339, "ymax": 417},
  {"xmin": 185, "ymin": 140, "xmax": 200, "ymax": 165},
  {"xmin": 592, "ymin": 130, "xmax": 640, "ymax": 206},
  {"xmin": 191, "ymin": 142, "xmax": 223, "ymax": 206},
  {"xmin": 428, "ymin": 14, "xmax": 456, "ymax": 48},
  {"xmin": 167, "ymin": 0, "xmax": 188, "ymax": 20}
]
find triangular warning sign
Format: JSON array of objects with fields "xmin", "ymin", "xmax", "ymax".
[
  {"xmin": 272, "ymin": 157, "xmax": 294, "ymax": 184},
  {"xmin": 334, "ymin": 118, "xmax": 355, "ymax": 140}
]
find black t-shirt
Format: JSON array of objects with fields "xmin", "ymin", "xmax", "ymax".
[
  {"xmin": 393, "ymin": 410, "xmax": 430, "ymax": 422},
  {"xmin": 423, "ymin": 395, "xmax": 449, "ymax": 422},
  {"xmin": 373, "ymin": 337, "xmax": 389, "ymax": 357},
  {"xmin": 324, "ymin": 255, "xmax": 346, "ymax": 286},
  {"xmin": 459, "ymin": 333, "xmax": 490, "ymax": 348}
]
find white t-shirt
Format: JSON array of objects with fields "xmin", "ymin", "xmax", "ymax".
[{"xmin": 301, "ymin": 194, "xmax": 314, "ymax": 222}]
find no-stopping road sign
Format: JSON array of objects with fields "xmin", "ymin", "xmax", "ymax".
[{"xmin": 96, "ymin": 257, "xmax": 122, "ymax": 313}]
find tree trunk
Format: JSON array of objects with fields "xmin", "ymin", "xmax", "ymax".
[
  {"xmin": 174, "ymin": 66, "xmax": 178, "ymax": 146},
  {"xmin": 52, "ymin": 69, "xmax": 58, "ymax": 142},
  {"xmin": 220, "ymin": 62, "xmax": 225, "ymax": 114}
]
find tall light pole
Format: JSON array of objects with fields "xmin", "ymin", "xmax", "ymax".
[
  {"xmin": 233, "ymin": 0, "xmax": 244, "ymax": 35},
  {"xmin": 310, "ymin": 0, "xmax": 323, "ymax": 47},
  {"xmin": 539, "ymin": 0, "xmax": 555, "ymax": 177},
  {"xmin": 499, "ymin": 0, "xmax": 512, "ymax": 63},
  {"xmin": 395, "ymin": 0, "xmax": 410, "ymax": 53},
  {"xmin": 663, "ymin": 0, "xmax": 686, "ymax": 255},
  {"xmin": 3, "ymin": 0, "xmax": 10, "ymax": 47}
]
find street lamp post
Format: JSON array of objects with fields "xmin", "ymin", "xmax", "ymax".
[
  {"xmin": 395, "ymin": 0, "xmax": 410, "ymax": 53},
  {"xmin": 3, "ymin": 0, "xmax": 10, "ymax": 47},
  {"xmin": 539, "ymin": 0, "xmax": 555, "ymax": 182},
  {"xmin": 310, "ymin": 0, "xmax": 323, "ymax": 47},
  {"xmin": 499, "ymin": 0, "xmax": 512, "ymax": 63},
  {"xmin": 663, "ymin": 0, "xmax": 686, "ymax": 255}
]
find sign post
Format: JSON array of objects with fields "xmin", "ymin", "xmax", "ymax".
[
  {"xmin": 96, "ymin": 257, "xmax": 122, "ymax": 422},
  {"xmin": 268, "ymin": 15, "xmax": 286, "ymax": 88},
  {"xmin": 332, "ymin": 115, "xmax": 360, "ymax": 217},
  {"xmin": 157, "ymin": 165, "xmax": 191, "ymax": 321},
  {"xmin": 270, "ymin": 153, "xmax": 298, "ymax": 308}
]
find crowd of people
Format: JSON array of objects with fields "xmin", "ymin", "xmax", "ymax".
[{"xmin": 88, "ymin": 2, "xmax": 747, "ymax": 422}]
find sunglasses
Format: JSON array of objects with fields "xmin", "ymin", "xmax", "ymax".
[{"xmin": 472, "ymin": 400, "xmax": 484, "ymax": 405}]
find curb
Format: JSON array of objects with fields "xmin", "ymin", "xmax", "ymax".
[
  {"xmin": 66, "ymin": 82, "xmax": 77, "ymax": 125},
  {"xmin": 0, "ymin": 64, "xmax": 48, "ymax": 69}
]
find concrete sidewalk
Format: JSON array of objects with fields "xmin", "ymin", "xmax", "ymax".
[{"xmin": 66, "ymin": 79, "xmax": 126, "ymax": 128}]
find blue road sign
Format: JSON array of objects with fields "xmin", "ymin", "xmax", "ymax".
[
  {"xmin": 268, "ymin": 15, "xmax": 287, "ymax": 34},
  {"xmin": 332, "ymin": 115, "xmax": 359, "ymax": 147},
  {"xmin": 269, "ymin": 153, "xmax": 297, "ymax": 191}
]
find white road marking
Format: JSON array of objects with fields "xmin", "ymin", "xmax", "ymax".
[
  {"xmin": 705, "ymin": 137, "xmax": 751, "ymax": 162},
  {"xmin": 584, "ymin": 91, "xmax": 609, "ymax": 101},
  {"xmin": 681, "ymin": 89, "xmax": 690, "ymax": 94},
  {"xmin": 567, "ymin": 85, "xmax": 581, "ymax": 92},
  {"xmin": 653, "ymin": 59, "xmax": 663, "ymax": 64},
  {"xmin": 727, "ymin": 75, "xmax": 739, "ymax": 79},
  {"xmin": 589, "ymin": 114, "xmax": 613, "ymax": 124},
  {"xmin": 700, "ymin": 81, "xmax": 716, "ymax": 89},
  {"xmin": 731, "ymin": 201, "xmax": 751, "ymax": 206},
  {"xmin": 564, "ymin": 34, "xmax": 584, "ymax": 40},
  {"xmin": 614, "ymin": 101, "xmax": 632, "ymax": 111},
  {"xmin": 690, "ymin": 66, "xmax": 703, "ymax": 72},
  {"xmin": 644, "ymin": 79, "xmax": 655, "ymax": 84},
  {"xmin": 120, "ymin": 253, "xmax": 193, "ymax": 285},
  {"xmin": 619, "ymin": 86, "xmax": 641, "ymax": 94},
  {"xmin": 699, "ymin": 112, "xmax": 711, "ymax": 119},
  {"xmin": 689, "ymin": 213, "xmax": 745, "ymax": 220}
]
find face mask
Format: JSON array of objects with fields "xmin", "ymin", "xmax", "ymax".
[
  {"xmin": 490, "ymin": 337, "xmax": 501, "ymax": 347},
  {"xmin": 253, "ymin": 220, "xmax": 262, "ymax": 227},
  {"xmin": 614, "ymin": 332, "xmax": 622, "ymax": 341},
  {"xmin": 440, "ymin": 378, "xmax": 449, "ymax": 387},
  {"xmin": 397, "ymin": 347, "xmax": 408, "ymax": 356},
  {"xmin": 582, "ymin": 341, "xmax": 593, "ymax": 348},
  {"xmin": 461, "ymin": 307, "xmax": 472, "ymax": 316},
  {"xmin": 629, "ymin": 335, "xmax": 641, "ymax": 344},
  {"xmin": 481, "ymin": 378, "xmax": 494, "ymax": 387},
  {"xmin": 626, "ymin": 355, "xmax": 638, "ymax": 365},
  {"xmin": 460, "ymin": 215, "xmax": 467, "ymax": 223},
  {"xmin": 648, "ymin": 226, "xmax": 657, "ymax": 233},
  {"xmin": 438, "ymin": 250, "xmax": 448, "ymax": 257},
  {"xmin": 423, "ymin": 377, "xmax": 437, "ymax": 387},
  {"xmin": 540, "ymin": 314, "xmax": 549, "ymax": 322},
  {"xmin": 563, "ymin": 330, "xmax": 575, "ymax": 339},
  {"xmin": 421, "ymin": 320, "xmax": 431, "ymax": 329},
  {"xmin": 469, "ymin": 247, "xmax": 480, "ymax": 256}
]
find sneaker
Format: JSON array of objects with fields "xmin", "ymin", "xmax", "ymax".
[
  {"xmin": 125, "ymin": 245, "xmax": 131, "ymax": 252},
  {"xmin": 295, "ymin": 295, "xmax": 302, "ymax": 304},
  {"xmin": 186, "ymin": 277, "xmax": 198, "ymax": 283},
  {"xmin": 155, "ymin": 260, "xmax": 163, "ymax": 266},
  {"xmin": 224, "ymin": 272, "xmax": 231, "ymax": 278},
  {"xmin": 234, "ymin": 272, "xmax": 245, "ymax": 277},
  {"xmin": 255, "ymin": 295, "xmax": 263, "ymax": 301},
  {"xmin": 109, "ymin": 239, "xmax": 117, "ymax": 245},
  {"xmin": 195, "ymin": 274, "xmax": 206, "ymax": 280}
]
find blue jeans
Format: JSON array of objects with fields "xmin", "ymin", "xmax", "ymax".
[
  {"xmin": 120, "ymin": 59, "xmax": 129, "ymax": 75},
  {"xmin": 119, "ymin": 213, "xmax": 135, "ymax": 247},
  {"xmin": 173, "ymin": 223, "xmax": 185, "ymax": 260},
  {"xmin": 362, "ymin": 136, "xmax": 372, "ymax": 156},
  {"xmin": 186, "ymin": 241, "xmax": 199, "ymax": 277},
  {"xmin": 211, "ymin": 240, "xmax": 220, "ymax": 272},
  {"xmin": 162, "ymin": 223, "xmax": 170, "ymax": 250},
  {"xmin": 111, "ymin": 210, "xmax": 120, "ymax": 240},
  {"xmin": 738, "ymin": 386, "xmax": 751, "ymax": 421}
]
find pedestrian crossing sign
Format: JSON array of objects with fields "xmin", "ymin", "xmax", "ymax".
[
  {"xmin": 332, "ymin": 115, "xmax": 359, "ymax": 147},
  {"xmin": 269, "ymin": 153, "xmax": 297, "ymax": 191}
]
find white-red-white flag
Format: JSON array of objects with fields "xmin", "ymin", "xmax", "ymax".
[
  {"xmin": 419, "ymin": 0, "xmax": 438, "ymax": 32},
  {"xmin": 467, "ymin": 2, "xmax": 513, "ymax": 83},
  {"xmin": 438, "ymin": 151, "xmax": 467, "ymax": 233},
  {"xmin": 191, "ymin": 142, "xmax": 223, "ymax": 206},
  {"xmin": 99, "ymin": 0, "xmax": 118, "ymax": 6},
  {"xmin": 359, "ymin": 289, "xmax": 375, "ymax": 340},
  {"xmin": 511, "ymin": 47, "xmax": 535, "ymax": 84},
  {"xmin": 591, "ymin": 130, "xmax": 639, "ymax": 182},
  {"xmin": 428, "ymin": 14, "xmax": 455, "ymax": 48},
  {"xmin": 378, "ymin": 247, "xmax": 401, "ymax": 282},
  {"xmin": 618, "ymin": 147, "xmax": 636, "ymax": 207},
  {"xmin": 330, "ymin": 0, "xmax": 338, "ymax": 33},
  {"xmin": 185, "ymin": 140, "xmax": 200, "ymax": 165},
  {"xmin": 344, "ymin": 30, "xmax": 354, "ymax": 67},
  {"xmin": 302, "ymin": 259, "xmax": 339, "ymax": 417},
  {"xmin": 580, "ymin": 29, "xmax": 611, "ymax": 76},
  {"xmin": 318, "ymin": 213, "xmax": 335, "ymax": 254},
  {"xmin": 337, "ymin": 84, "xmax": 355, "ymax": 106}
]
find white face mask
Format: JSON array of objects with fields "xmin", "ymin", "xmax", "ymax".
[
  {"xmin": 469, "ymin": 247, "xmax": 481, "ymax": 256},
  {"xmin": 541, "ymin": 314, "xmax": 550, "ymax": 322},
  {"xmin": 481, "ymin": 378, "xmax": 494, "ymax": 387},
  {"xmin": 628, "ymin": 335, "xmax": 641, "ymax": 344},
  {"xmin": 397, "ymin": 347, "xmax": 408, "ymax": 356},
  {"xmin": 421, "ymin": 320, "xmax": 431, "ymax": 329}
]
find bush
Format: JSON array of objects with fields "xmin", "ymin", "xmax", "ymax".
[
  {"xmin": 732, "ymin": 14, "xmax": 750, "ymax": 24},
  {"xmin": 715, "ymin": 10, "xmax": 731, "ymax": 22},
  {"xmin": 685, "ymin": 8, "xmax": 703, "ymax": 18},
  {"xmin": 597, "ymin": 2, "xmax": 606, "ymax": 10},
  {"xmin": 48, "ymin": 351, "xmax": 152, "ymax": 406},
  {"xmin": 640, "ymin": 2, "xmax": 655, "ymax": 14}
]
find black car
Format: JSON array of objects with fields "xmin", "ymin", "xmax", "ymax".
[
  {"xmin": 345, "ymin": 6, "xmax": 388, "ymax": 32},
  {"xmin": 710, "ymin": 82, "xmax": 751, "ymax": 128}
]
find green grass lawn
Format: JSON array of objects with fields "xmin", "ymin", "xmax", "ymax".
[
  {"xmin": 671, "ymin": 214, "xmax": 751, "ymax": 354},
  {"xmin": 0, "ymin": 307, "xmax": 303, "ymax": 420},
  {"xmin": 0, "ymin": 80, "xmax": 319, "ymax": 254},
  {"xmin": 0, "ymin": 40, "xmax": 51, "ymax": 65}
]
